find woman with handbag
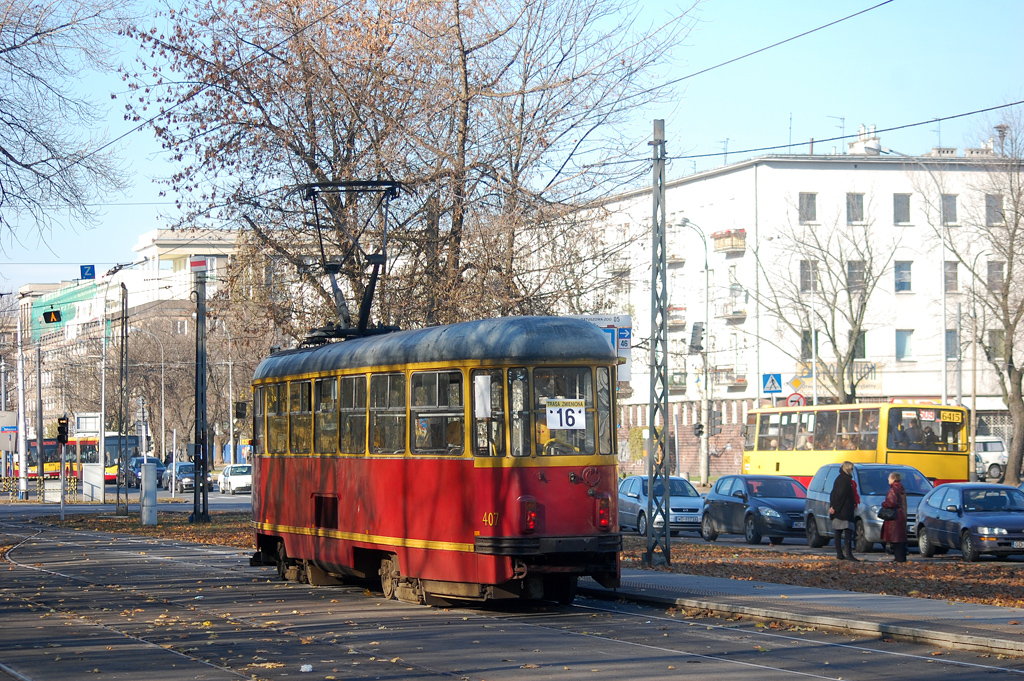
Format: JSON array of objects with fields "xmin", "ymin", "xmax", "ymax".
[{"xmin": 880, "ymin": 471, "xmax": 908, "ymax": 563}]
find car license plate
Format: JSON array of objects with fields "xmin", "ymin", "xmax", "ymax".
[
  {"xmin": 793, "ymin": 521, "xmax": 805, "ymax": 529},
  {"xmin": 1013, "ymin": 541, "xmax": 1024, "ymax": 549},
  {"xmin": 681, "ymin": 515, "xmax": 700, "ymax": 523}
]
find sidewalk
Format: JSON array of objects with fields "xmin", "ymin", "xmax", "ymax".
[{"xmin": 580, "ymin": 568, "xmax": 1024, "ymax": 655}]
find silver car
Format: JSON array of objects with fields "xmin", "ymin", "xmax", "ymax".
[{"xmin": 617, "ymin": 475, "xmax": 703, "ymax": 535}]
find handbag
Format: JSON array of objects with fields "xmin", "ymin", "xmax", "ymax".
[{"xmin": 877, "ymin": 506, "xmax": 897, "ymax": 521}]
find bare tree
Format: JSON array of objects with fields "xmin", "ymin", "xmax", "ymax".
[
  {"xmin": 754, "ymin": 203, "xmax": 899, "ymax": 403},
  {"xmin": 0, "ymin": 0, "xmax": 130, "ymax": 243}
]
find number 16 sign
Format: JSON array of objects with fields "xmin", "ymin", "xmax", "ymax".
[{"xmin": 546, "ymin": 399, "xmax": 586, "ymax": 430}]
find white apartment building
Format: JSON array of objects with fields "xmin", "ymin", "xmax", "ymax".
[{"xmin": 601, "ymin": 126, "xmax": 1011, "ymax": 475}]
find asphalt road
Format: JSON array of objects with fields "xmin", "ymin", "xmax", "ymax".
[{"xmin": 1, "ymin": 513, "xmax": 1022, "ymax": 680}]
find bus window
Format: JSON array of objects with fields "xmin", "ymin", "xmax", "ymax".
[
  {"xmin": 472, "ymin": 369, "xmax": 505, "ymax": 457},
  {"xmin": 743, "ymin": 412, "xmax": 756, "ymax": 450},
  {"xmin": 860, "ymin": 409, "xmax": 879, "ymax": 450},
  {"xmin": 370, "ymin": 373, "xmax": 406, "ymax": 454},
  {"xmin": 339, "ymin": 375, "xmax": 367, "ymax": 454},
  {"xmin": 797, "ymin": 411, "xmax": 815, "ymax": 450},
  {"xmin": 533, "ymin": 367, "xmax": 595, "ymax": 456},
  {"xmin": 509, "ymin": 368, "xmax": 531, "ymax": 457},
  {"xmin": 597, "ymin": 367, "xmax": 613, "ymax": 456},
  {"xmin": 314, "ymin": 377, "xmax": 339, "ymax": 454},
  {"xmin": 411, "ymin": 370, "xmax": 464, "ymax": 455},
  {"xmin": 837, "ymin": 410, "xmax": 860, "ymax": 450},
  {"xmin": 266, "ymin": 384, "xmax": 287, "ymax": 454},
  {"xmin": 779, "ymin": 412, "xmax": 798, "ymax": 451},
  {"xmin": 289, "ymin": 380, "xmax": 313, "ymax": 454},
  {"xmin": 757, "ymin": 413, "xmax": 779, "ymax": 450},
  {"xmin": 814, "ymin": 411, "xmax": 837, "ymax": 450}
]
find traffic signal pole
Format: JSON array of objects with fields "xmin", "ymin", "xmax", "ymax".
[{"xmin": 191, "ymin": 268, "xmax": 210, "ymax": 523}]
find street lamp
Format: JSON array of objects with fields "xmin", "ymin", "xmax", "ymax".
[
  {"xmin": 868, "ymin": 142, "xmax": 951, "ymax": 404},
  {"xmin": 129, "ymin": 326, "xmax": 165, "ymax": 463},
  {"xmin": 678, "ymin": 218, "xmax": 712, "ymax": 485}
]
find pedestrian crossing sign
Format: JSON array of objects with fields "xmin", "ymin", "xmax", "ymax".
[{"xmin": 762, "ymin": 373, "xmax": 783, "ymax": 393}]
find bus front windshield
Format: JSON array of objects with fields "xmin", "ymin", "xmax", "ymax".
[{"xmin": 887, "ymin": 407, "xmax": 966, "ymax": 452}]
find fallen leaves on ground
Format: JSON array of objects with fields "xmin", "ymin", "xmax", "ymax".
[
  {"xmin": 38, "ymin": 512, "xmax": 253, "ymax": 549},
  {"xmin": 620, "ymin": 536, "xmax": 1024, "ymax": 609}
]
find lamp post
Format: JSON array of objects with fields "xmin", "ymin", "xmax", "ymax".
[
  {"xmin": 870, "ymin": 143, "xmax": 950, "ymax": 404},
  {"xmin": 679, "ymin": 218, "xmax": 712, "ymax": 485},
  {"xmin": 129, "ymin": 326, "xmax": 165, "ymax": 463}
]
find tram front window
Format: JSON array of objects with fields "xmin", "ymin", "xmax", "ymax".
[{"xmin": 533, "ymin": 367, "xmax": 596, "ymax": 456}]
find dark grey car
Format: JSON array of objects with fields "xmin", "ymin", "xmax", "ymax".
[
  {"xmin": 804, "ymin": 463, "xmax": 932, "ymax": 552},
  {"xmin": 617, "ymin": 476, "xmax": 703, "ymax": 535}
]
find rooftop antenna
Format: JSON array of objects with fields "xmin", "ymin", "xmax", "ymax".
[
  {"xmin": 827, "ymin": 116, "xmax": 845, "ymax": 153},
  {"xmin": 718, "ymin": 138, "xmax": 730, "ymax": 165},
  {"xmin": 933, "ymin": 118, "xmax": 941, "ymax": 148}
]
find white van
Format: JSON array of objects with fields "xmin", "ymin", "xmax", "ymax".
[{"xmin": 975, "ymin": 436, "xmax": 1008, "ymax": 480}]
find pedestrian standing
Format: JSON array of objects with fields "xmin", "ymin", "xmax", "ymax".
[
  {"xmin": 829, "ymin": 461, "xmax": 858, "ymax": 561},
  {"xmin": 881, "ymin": 471, "xmax": 908, "ymax": 563}
]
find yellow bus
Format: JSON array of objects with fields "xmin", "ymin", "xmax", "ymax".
[{"xmin": 742, "ymin": 402, "xmax": 969, "ymax": 486}]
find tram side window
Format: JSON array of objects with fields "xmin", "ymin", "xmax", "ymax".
[
  {"xmin": 509, "ymin": 368, "xmax": 531, "ymax": 457},
  {"xmin": 314, "ymin": 377, "xmax": 339, "ymax": 454},
  {"xmin": 534, "ymin": 367, "xmax": 595, "ymax": 456},
  {"xmin": 289, "ymin": 380, "xmax": 313, "ymax": 454},
  {"xmin": 796, "ymin": 411, "xmax": 815, "ymax": 450},
  {"xmin": 757, "ymin": 413, "xmax": 779, "ymax": 450},
  {"xmin": 597, "ymin": 367, "xmax": 613, "ymax": 456},
  {"xmin": 743, "ymin": 413, "xmax": 757, "ymax": 450},
  {"xmin": 471, "ymin": 369, "xmax": 505, "ymax": 457},
  {"xmin": 837, "ymin": 410, "xmax": 861, "ymax": 450},
  {"xmin": 814, "ymin": 411, "xmax": 837, "ymax": 450},
  {"xmin": 411, "ymin": 371, "xmax": 465, "ymax": 455},
  {"xmin": 779, "ymin": 413, "xmax": 798, "ymax": 451},
  {"xmin": 370, "ymin": 373, "xmax": 406, "ymax": 454},
  {"xmin": 339, "ymin": 375, "xmax": 367, "ymax": 454},
  {"xmin": 860, "ymin": 409, "xmax": 879, "ymax": 450},
  {"xmin": 254, "ymin": 387, "xmax": 264, "ymax": 454},
  {"xmin": 266, "ymin": 384, "xmax": 288, "ymax": 455}
]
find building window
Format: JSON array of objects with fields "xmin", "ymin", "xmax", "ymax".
[
  {"xmin": 941, "ymin": 194, "xmax": 957, "ymax": 225},
  {"xmin": 799, "ymin": 192, "xmax": 817, "ymax": 223},
  {"xmin": 851, "ymin": 331, "xmax": 866, "ymax": 360},
  {"xmin": 846, "ymin": 193, "xmax": 864, "ymax": 223},
  {"xmin": 946, "ymin": 329, "xmax": 958, "ymax": 360},
  {"xmin": 988, "ymin": 329, "xmax": 1006, "ymax": 362},
  {"xmin": 801, "ymin": 330, "xmax": 818, "ymax": 361},
  {"xmin": 894, "ymin": 261, "xmax": 912, "ymax": 292},
  {"xmin": 988, "ymin": 260, "xmax": 1005, "ymax": 292},
  {"xmin": 944, "ymin": 261, "xmax": 958, "ymax": 292},
  {"xmin": 986, "ymin": 194, "xmax": 1005, "ymax": 226},
  {"xmin": 895, "ymin": 330, "xmax": 913, "ymax": 361},
  {"xmin": 176, "ymin": 319, "xmax": 188, "ymax": 335},
  {"xmin": 799, "ymin": 260, "xmax": 818, "ymax": 292},
  {"xmin": 893, "ymin": 193, "xmax": 911, "ymax": 224},
  {"xmin": 847, "ymin": 260, "xmax": 865, "ymax": 292}
]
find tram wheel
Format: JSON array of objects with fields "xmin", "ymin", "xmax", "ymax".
[
  {"xmin": 380, "ymin": 554, "xmax": 399, "ymax": 600},
  {"xmin": 275, "ymin": 541, "xmax": 289, "ymax": 581}
]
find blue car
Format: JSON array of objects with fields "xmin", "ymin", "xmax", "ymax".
[
  {"xmin": 701, "ymin": 475, "xmax": 808, "ymax": 545},
  {"xmin": 916, "ymin": 483, "xmax": 1024, "ymax": 561}
]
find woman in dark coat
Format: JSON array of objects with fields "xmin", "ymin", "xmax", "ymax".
[
  {"xmin": 881, "ymin": 471, "xmax": 908, "ymax": 563},
  {"xmin": 829, "ymin": 461, "xmax": 858, "ymax": 561}
]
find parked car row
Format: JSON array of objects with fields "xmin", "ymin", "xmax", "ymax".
[{"xmin": 618, "ymin": 463, "xmax": 1024, "ymax": 562}]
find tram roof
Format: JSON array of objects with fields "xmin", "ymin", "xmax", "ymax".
[{"xmin": 252, "ymin": 316, "xmax": 617, "ymax": 382}]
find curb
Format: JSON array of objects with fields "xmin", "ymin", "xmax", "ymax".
[{"xmin": 578, "ymin": 584, "xmax": 1024, "ymax": 656}]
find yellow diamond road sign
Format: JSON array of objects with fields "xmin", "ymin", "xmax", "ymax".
[{"xmin": 788, "ymin": 376, "xmax": 804, "ymax": 392}]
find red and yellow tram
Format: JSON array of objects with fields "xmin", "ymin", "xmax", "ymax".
[{"xmin": 249, "ymin": 316, "xmax": 621, "ymax": 604}]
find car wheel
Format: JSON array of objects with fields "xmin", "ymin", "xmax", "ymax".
[
  {"xmin": 961, "ymin": 530, "xmax": 980, "ymax": 562},
  {"xmin": 229, "ymin": 484, "xmax": 236, "ymax": 496},
  {"xmin": 744, "ymin": 515, "xmax": 762, "ymax": 544},
  {"xmin": 918, "ymin": 526, "xmax": 935, "ymax": 557},
  {"xmin": 988, "ymin": 463, "xmax": 1003, "ymax": 480},
  {"xmin": 701, "ymin": 514, "xmax": 718, "ymax": 542},
  {"xmin": 806, "ymin": 516, "xmax": 827, "ymax": 548},
  {"xmin": 637, "ymin": 512, "xmax": 647, "ymax": 536},
  {"xmin": 219, "ymin": 483, "xmax": 225, "ymax": 495},
  {"xmin": 769, "ymin": 536, "xmax": 784, "ymax": 546},
  {"xmin": 854, "ymin": 519, "xmax": 872, "ymax": 553}
]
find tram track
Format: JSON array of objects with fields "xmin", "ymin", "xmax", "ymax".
[{"xmin": 1, "ymin": 525, "xmax": 1023, "ymax": 680}]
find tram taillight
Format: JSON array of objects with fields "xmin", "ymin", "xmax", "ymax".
[
  {"xmin": 596, "ymin": 494, "xmax": 611, "ymax": 531},
  {"xmin": 520, "ymin": 497, "xmax": 538, "ymax": 533}
]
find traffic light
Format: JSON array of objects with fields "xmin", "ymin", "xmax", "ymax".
[
  {"xmin": 709, "ymin": 410, "xmax": 723, "ymax": 436},
  {"xmin": 693, "ymin": 422, "xmax": 704, "ymax": 438},
  {"xmin": 234, "ymin": 401, "xmax": 247, "ymax": 419},
  {"xmin": 56, "ymin": 416, "xmax": 69, "ymax": 445},
  {"xmin": 688, "ymin": 322, "xmax": 704, "ymax": 355},
  {"xmin": 43, "ymin": 309, "xmax": 62, "ymax": 323}
]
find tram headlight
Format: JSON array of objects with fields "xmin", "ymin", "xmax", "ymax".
[{"xmin": 520, "ymin": 496, "xmax": 538, "ymax": 534}]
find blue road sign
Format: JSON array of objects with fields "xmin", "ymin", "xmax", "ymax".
[
  {"xmin": 80, "ymin": 265, "xmax": 95, "ymax": 280},
  {"xmin": 762, "ymin": 373, "xmax": 783, "ymax": 393}
]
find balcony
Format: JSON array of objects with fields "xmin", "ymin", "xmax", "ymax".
[
  {"xmin": 666, "ymin": 254, "xmax": 686, "ymax": 269},
  {"xmin": 715, "ymin": 302, "xmax": 747, "ymax": 323},
  {"xmin": 668, "ymin": 371, "xmax": 687, "ymax": 394},
  {"xmin": 712, "ymin": 365, "xmax": 748, "ymax": 389},
  {"xmin": 711, "ymin": 229, "xmax": 746, "ymax": 254},
  {"xmin": 667, "ymin": 305, "xmax": 686, "ymax": 330}
]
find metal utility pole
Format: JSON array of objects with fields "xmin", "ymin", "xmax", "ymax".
[
  {"xmin": 192, "ymin": 266, "xmax": 210, "ymax": 523},
  {"xmin": 645, "ymin": 119, "xmax": 671, "ymax": 567},
  {"xmin": 16, "ymin": 304, "xmax": 27, "ymax": 500},
  {"xmin": 35, "ymin": 346, "xmax": 42, "ymax": 485},
  {"xmin": 116, "ymin": 283, "xmax": 128, "ymax": 516}
]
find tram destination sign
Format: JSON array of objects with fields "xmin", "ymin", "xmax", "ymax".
[{"xmin": 546, "ymin": 399, "xmax": 586, "ymax": 430}]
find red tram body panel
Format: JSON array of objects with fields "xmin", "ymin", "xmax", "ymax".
[{"xmin": 250, "ymin": 317, "xmax": 620, "ymax": 604}]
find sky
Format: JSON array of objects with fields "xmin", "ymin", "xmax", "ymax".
[{"xmin": 2, "ymin": 0, "xmax": 1022, "ymax": 293}]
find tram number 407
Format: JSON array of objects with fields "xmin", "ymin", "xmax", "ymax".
[
  {"xmin": 482, "ymin": 512, "xmax": 500, "ymax": 526},
  {"xmin": 546, "ymin": 399, "xmax": 586, "ymax": 430}
]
